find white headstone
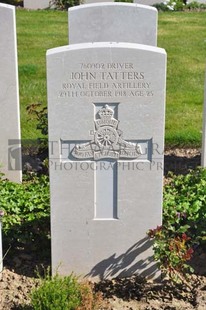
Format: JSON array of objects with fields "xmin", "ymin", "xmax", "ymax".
[
  {"xmin": 188, "ymin": 0, "xmax": 206, "ymax": 3},
  {"xmin": 134, "ymin": 0, "xmax": 161, "ymax": 5},
  {"xmin": 69, "ymin": 3, "xmax": 157, "ymax": 46},
  {"xmin": 24, "ymin": 0, "xmax": 51, "ymax": 9},
  {"xmin": 0, "ymin": 4, "xmax": 22, "ymax": 182},
  {"xmin": 47, "ymin": 42, "xmax": 166, "ymax": 279}
]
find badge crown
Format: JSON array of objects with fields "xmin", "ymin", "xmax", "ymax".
[{"xmin": 98, "ymin": 105, "xmax": 114, "ymax": 119}]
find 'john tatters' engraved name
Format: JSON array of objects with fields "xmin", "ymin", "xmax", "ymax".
[{"xmin": 70, "ymin": 71, "xmax": 144, "ymax": 80}]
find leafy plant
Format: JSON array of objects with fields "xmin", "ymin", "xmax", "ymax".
[
  {"xmin": 153, "ymin": 0, "xmax": 185, "ymax": 11},
  {"xmin": 154, "ymin": 0, "xmax": 206, "ymax": 11},
  {"xmin": 148, "ymin": 228, "xmax": 194, "ymax": 283},
  {"xmin": 27, "ymin": 103, "xmax": 48, "ymax": 137},
  {"xmin": 26, "ymin": 103, "xmax": 48, "ymax": 155},
  {"xmin": 185, "ymin": 1, "xmax": 206, "ymax": 10},
  {"xmin": 0, "ymin": 173, "xmax": 50, "ymax": 253},
  {"xmin": 148, "ymin": 168, "xmax": 206, "ymax": 283},
  {"xmin": 153, "ymin": 2, "xmax": 172, "ymax": 11}
]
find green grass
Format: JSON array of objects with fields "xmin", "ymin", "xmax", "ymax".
[
  {"xmin": 158, "ymin": 12, "xmax": 206, "ymax": 146},
  {"xmin": 17, "ymin": 10, "xmax": 206, "ymax": 146}
]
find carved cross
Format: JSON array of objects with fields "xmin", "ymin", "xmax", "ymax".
[{"xmin": 61, "ymin": 103, "xmax": 152, "ymax": 220}]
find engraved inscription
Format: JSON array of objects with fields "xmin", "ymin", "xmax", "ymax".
[
  {"xmin": 58, "ymin": 62, "xmax": 154, "ymax": 98},
  {"xmin": 80, "ymin": 62, "xmax": 134, "ymax": 69},
  {"xmin": 71, "ymin": 105, "xmax": 142, "ymax": 160}
]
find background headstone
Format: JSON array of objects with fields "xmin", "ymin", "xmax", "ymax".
[
  {"xmin": 69, "ymin": 3, "xmax": 157, "ymax": 46},
  {"xmin": 47, "ymin": 42, "xmax": 166, "ymax": 279},
  {"xmin": 0, "ymin": 4, "xmax": 22, "ymax": 182},
  {"xmin": 24, "ymin": 0, "xmax": 51, "ymax": 9},
  {"xmin": 187, "ymin": 0, "xmax": 206, "ymax": 3},
  {"xmin": 133, "ymin": 0, "xmax": 161, "ymax": 5}
]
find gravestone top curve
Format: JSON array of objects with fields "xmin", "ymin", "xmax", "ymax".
[
  {"xmin": 47, "ymin": 41, "xmax": 165, "ymax": 56},
  {"xmin": 70, "ymin": 2, "xmax": 157, "ymax": 11},
  {"xmin": 0, "ymin": 3, "xmax": 14, "ymax": 9}
]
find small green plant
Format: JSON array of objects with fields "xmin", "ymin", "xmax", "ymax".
[
  {"xmin": 30, "ymin": 268, "xmax": 102, "ymax": 310},
  {"xmin": 31, "ymin": 271, "xmax": 82, "ymax": 310},
  {"xmin": 148, "ymin": 168, "xmax": 206, "ymax": 283}
]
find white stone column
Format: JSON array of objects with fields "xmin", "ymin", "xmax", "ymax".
[
  {"xmin": 201, "ymin": 69, "xmax": 206, "ymax": 167},
  {"xmin": 0, "ymin": 4, "xmax": 22, "ymax": 182}
]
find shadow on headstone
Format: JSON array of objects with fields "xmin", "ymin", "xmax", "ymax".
[{"xmin": 86, "ymin": 236, "xmax": 158, "ymax": 280}]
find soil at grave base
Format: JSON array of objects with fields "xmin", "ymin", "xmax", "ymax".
[
  {"xmin": 0, "ymin": 148, "xmax": 205, "ymax": 310},
  {"xmin": 2, "ymin": 260, "xmax": 206, "ymax": 310}
]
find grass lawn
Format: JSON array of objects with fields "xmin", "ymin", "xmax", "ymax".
[
  {"xmin": 16, "ymin": 9, "xmax": 206, "ymax": 146},
  {"xmin": 16, "ymin": 9, "xmax": 68, "ymax": 139}
]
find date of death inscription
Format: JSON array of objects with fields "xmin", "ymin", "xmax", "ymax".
[{"xmin": 58, "ymin": 62, "xmax": 154, "ymax": 99}]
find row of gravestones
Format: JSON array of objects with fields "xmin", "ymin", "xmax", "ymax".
[
  {"xmin": 0, "ymin": 1, "xmax": 206, "ymax": 279},
  {"xmin": 23, "ymin": 0, "xmax": 161, "ymax": 10}
]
